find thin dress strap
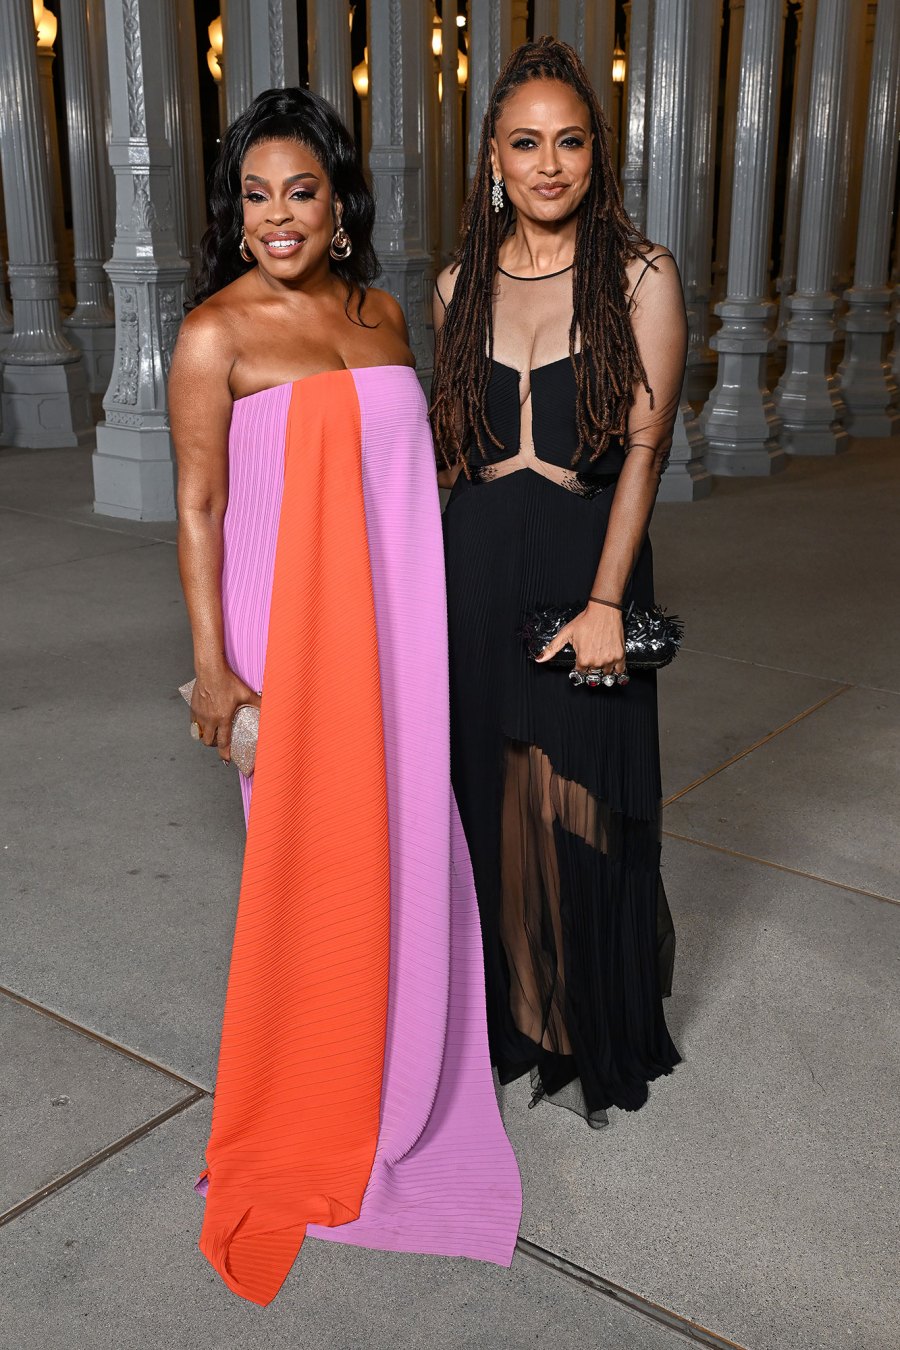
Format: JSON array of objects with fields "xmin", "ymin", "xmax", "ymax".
[{"xmin": 629, "ymin": 250, "xmax": 675, "ymax": 301}]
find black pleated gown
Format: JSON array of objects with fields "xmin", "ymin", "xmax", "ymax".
[{"xmin": 442, "ymin": 265, "xmax": 680, "ymax": 1128}]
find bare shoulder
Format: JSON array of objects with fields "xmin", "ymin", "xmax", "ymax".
[
  {"xmin": 625, "ymin": 247, "xmax": 682, "ymax": 306},
  {"xmin": 173, "ymin": 292, "xmax": 235, "ymax": 364},
  {"xmin": 169, "ymin": 292, "xmax": 239, "ymax": 399},
  {"xmin": 435, "ymin": 262, "xmax": 462, "ymax": 310},
  {"xmin": 362, "ymin": 285, "xmax": 407, "ymax": 335}
]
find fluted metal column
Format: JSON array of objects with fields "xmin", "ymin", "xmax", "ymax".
[
  {"xmin": 368, "ymin": 0, "xmax": 433, "ymax": 383},
  {"xmin": 645, "ymin": 0, "xmax": 710, "ymax": 500},
  {"xmin": 222, "ymin": 0, "xmax": 252, "ymax": 123},
  {"xmin": 0, "ymin": 242, "xmax": 12, "ymax": 340},
  {"xmin": 836, "ymin": 0, "xmax": 900, "ymax": 436},
  {"xmin": 309, "ymin": 0, "xmax": 352, "ymax": 130},
  {"xmin": 684, "ymin": 0, "xmax": 721, "ymax": 397},
  {"xmin": 36, "ymin": 27, "xmax": 76, "ymax": 311},
  {"xmin": 222, "ymin": 0, "xmax": 301, "ymax": 120},
  {"xmin": 712, "ymin": 0, "xmax": 745, "ymax": 303},
  {"xmin": 589, "ymin": 2, "xmax": 615, "ymax": 127},
  {"xmin": 534, "ymin": 1, "xmax": 558, "ymax": 33},
  {"xmin": 773, "ymin": 0, "xmax": 852, "ymax": 455},
  {"xmin": 556, "ymin": 0, "xmax": 579, "ymax": 43},
  {"xmin": 440, "ymin": 0, "xmax": 463, "ymax": 261},
  {"xmin": 92, "ymin": 0, "xmax": 189, "ymax": 519},
  {"xmin": 87, "ymin": 0, "xmax": 116, "ymax": 259},
  {"xmin": 621, "ymin": 0, "xmax": 653, "ymax": 232},
  {"xmin": 59, "ymin": 0, "xmax": 116, "ymax": 394},
  {"xmin": 834, "ymin": 3, "xmax": 875, "ymax": 299},
  {"xmin": 175, "ymin": 2, "xmax": 207, "ymax": 276},
  {"xmin": 0, "ymin": 183, "xmax": 13, "ymax": 341},
  {"xmin": 253, "ymin": 0, "xmax": 298, "ymax": 90},
  {"xmin": 0, "ymin": 0, "xmax": 91, "ymax": 448},
  {"xmin": 700, "ymin": 0, "xmax": 787, "ymax": 475},
  {"xmin": 776, "ymin": 0, "xmax": 817, "ymax": 338},
  {"xmin": 557, "ymin": 0, "xmax": 615, "ymax": 120},
  {"xmin": 467, "ymin": 0, "xmax": 512, "ymax": 179},
  {"xmin": 159, "ymin": 4, "xmax": 193, "ymax": 264}
]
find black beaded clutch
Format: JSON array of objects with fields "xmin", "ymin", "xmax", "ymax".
[{"xmin": 521, "ymin": 602, "xmax": 684, "ymax": 671}]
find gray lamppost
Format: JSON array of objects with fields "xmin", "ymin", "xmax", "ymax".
[
  {"xmin": 92, "ymin": 0, "xmax": 188, "ymax": 518},
  {"xmin": 836, "ymin": 0, "xmax": 900, "ymax": 436},
  {"xmin": 0, "ymin": 0, "xmax": 91, "ymax": 449},
  {"xmin": 645, "ymin": 0, "xmax": 711, "ymax": 500},
  {"xmin": 773, "ymin": 0, "xmax": 853, "ymax": 455},
  {"xmin": 699, "ymin": 0, "xmax": 788, "ymax": 475}
]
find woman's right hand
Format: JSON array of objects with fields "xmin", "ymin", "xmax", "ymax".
[{"xmin": 190, "ymin": 665, "xmax": 261, "ymax": 764}]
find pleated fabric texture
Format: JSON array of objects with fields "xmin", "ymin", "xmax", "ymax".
[
  {"xmin": 201, "ymin": 368, "xmax": 522, "ymax": 1306},
  {"xmin": 198, "ymin": 373, "xmax": 391, "ymax": 1305},
  {"xmin": 445, "ymin": 452, "xmax": 680, "ymax": 1125},
  {"xmin": 220, "ymin": 380, "xmax": 291, "ymax": 822},
  {"xmin": 309, "ymin": 367, "xmax": 522, "ymax": 1261}
]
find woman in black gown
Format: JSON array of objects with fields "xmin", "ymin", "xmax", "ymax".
[{"xmin": 432, "ymin": 38, "xmax": 684, "ymax": 1128}]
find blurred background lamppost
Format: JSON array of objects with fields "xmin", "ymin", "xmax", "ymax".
[
  {"xmin": 207, "ymin": 14, "xmax": 225, "ymax": 134},
  {"xmin": 612, "ymin": 37, "xmax": 626, "ymax": 176},
  {"xmin": 351, "ymin": 43, "xmax": 371, "ymax": 173},
  {"xmin": 436, "ymin": 2, "xmax": 468, "ymax": 262},
  {"xmin": 33, "ymin": 1, "xmax": 75, "ymax": 308}
]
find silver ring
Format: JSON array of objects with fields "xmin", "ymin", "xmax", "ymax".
[
  {"xmin": 616, "ymin": 672, "xmax": 630, "ymax": 686},
  {"xmin": 601, "ymin": 673, "xmax": 616, "ymax": 688},
  {"xmin": 585, "ymin": 672, "xmax": 602, "ymax": 688},
  {"xmin": 569, "ymin": 668, "xmax": 585, "ymax": 686}
]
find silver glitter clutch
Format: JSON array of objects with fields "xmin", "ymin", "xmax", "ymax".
[{"xmin": 178, "ymin": 679, "xmax": 260, "ymax": 777}]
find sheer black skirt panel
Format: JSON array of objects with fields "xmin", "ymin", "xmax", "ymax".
[{"xmin": 444, "ymin": 468, "xmax": 680, "ymax": 1124}]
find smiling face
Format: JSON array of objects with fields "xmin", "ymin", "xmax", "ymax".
[
  {"xmin": 240, "ymin": 137, "xmax": 335, "ymax": 283},
  {"xmin": 490, "ymin": 78, "xmax": 594, "ymax": 227}
]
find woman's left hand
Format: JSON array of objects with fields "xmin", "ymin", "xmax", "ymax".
[{"xmin": 535, "ymin": 604, "xmax": 626, "ymax": 675}]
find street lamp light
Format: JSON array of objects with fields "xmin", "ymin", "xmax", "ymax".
[
  {"xmin": 208, "ymin": 15, "xmax": 223, "ymax": 84},
  {"xmin": 33, "ymin": 1, "xmax": 57, "ymax": 50},
  {"xmin": 352, "ymin": 47, "xmax": 369, "ymax": 99}
]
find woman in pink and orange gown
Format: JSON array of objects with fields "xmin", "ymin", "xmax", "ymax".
[{"xmin": 169, "ymin": 87, "xmax": 521, "ymax": 1307}]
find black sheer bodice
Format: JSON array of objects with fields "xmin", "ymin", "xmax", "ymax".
[
  {"xmin": 442, "ymin": 257, "xmax": 681, "ymax": 1128},
  {"xmin": 471, "ymin": 356, "xmax": 625, "ymax": 496}
]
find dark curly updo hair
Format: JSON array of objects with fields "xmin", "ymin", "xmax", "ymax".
[{"xmin": 191, "ymin": 86, "xmax": 378, "ymax": 313}]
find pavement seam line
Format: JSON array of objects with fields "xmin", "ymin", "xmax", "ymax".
[
  {"xmin": 0, "ymin": 984, "xmax": 210, "ymax": 1093},
  {"xmin": 662, "ymin": 831, "xmax": 900, "ymax": 908},
  {"xmin": 678, "ymin": 644, "xmax": 849, "ymax": 686},
  {"xmin": 662, "ymin": 682, "xmax": 852, "ymax": 807},
  {"xmin": 0, "ymin": 1089, "xmax": 206, "ymax": 1231},
  {"xmin": 515, "ymin": 1238, "xmax": 750, "ymax": 1350},
  {"xmin": 0, "ymin": 538, "xmax": 165, "ymax": 582},
  {"xmin": 0, "ymin": 503, "xmax": 176, "ymax": 546},
  {"xmin": 676, "ymin": 644, "xmax": 900, "ymax": 695}
]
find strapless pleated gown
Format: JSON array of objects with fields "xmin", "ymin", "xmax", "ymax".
[{"xmin": 195, "ymin": 365, "xmax": 522, "ymax": 1306}]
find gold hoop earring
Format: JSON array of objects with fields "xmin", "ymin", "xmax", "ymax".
[
  {"xmin": 329, "ymin": 224, "xmax": 353, "ymax": 261},
  {"xmin": 239, "ymin": 229, "xmax": 253, "ymax": 263}
]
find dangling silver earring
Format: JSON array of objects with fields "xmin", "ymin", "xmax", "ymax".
[
  {"xmin": 329, "ymin": 210, "xmax": 353, "ymax": 261},
  {"xmin": 491, "ymin": 174, "xmax": 504, "ymax": 214},
  {"xmin": 239, "ymin": 229, "xmax": 253, "ymax": 263}
]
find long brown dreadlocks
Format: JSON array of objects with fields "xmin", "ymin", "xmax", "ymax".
[{"xmin": 430, "ymin": 37, "xmax": 656, "ymax": 472}]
